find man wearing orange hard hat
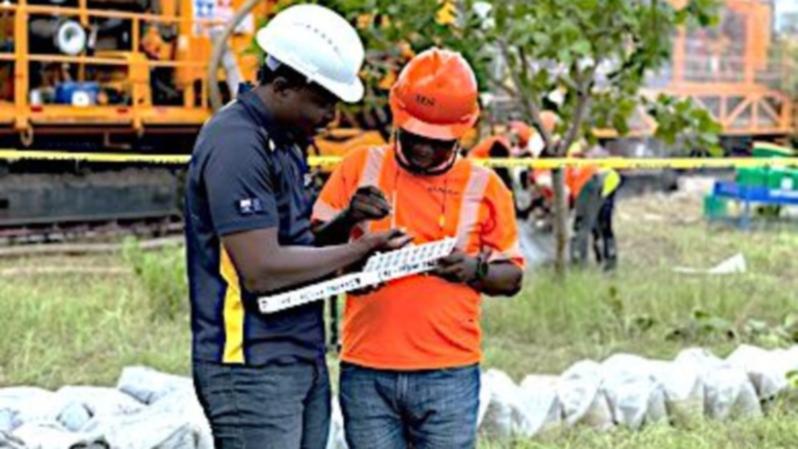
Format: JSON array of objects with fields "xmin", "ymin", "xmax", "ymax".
[{"xmin": 312, "ymin": 48, "xmax": 525, "ymax": 448}]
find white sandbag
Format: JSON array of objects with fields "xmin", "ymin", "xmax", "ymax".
[
  {"xmin": 600, "ymin": 354, "xmax": 667, "ymax": 430},
  {"xmin": 556, "ymin": 360, "xmax": 613, "ymax": 430},
  {"xmin": 148, "ymin": 389, "xmax": 212, "ymax": 449},
  {"xmin": 703, "ymin": 364, "xmax": 762, "ymax": 420},
  {"xmin": 116, "ymin": 366, "xmax": 193, "ymax": 405},
  {"xmin": 57, "ymin": 401, "xmax": 92, "ymax": 432},
  {"xmin": 646, "ymin": 359, "xmax": 705, "ymax": 427},
  {"xmin": 0, "ymin": 431, "xmax": 26, "ymax": 449},
  {"xmin": 674, "ymin": 348, "xmax": 761, "ymax": 420},
  {"xmin": 518, "ymin": 375, "xmax": 563, "ymax": 435},
  {"xmin": 0, "ymin": 387, "xmax": 69, "ymax": 430},
  {"xmin": 674, "ymin": 347, "xmax": 724, "ymax": 369},
  {"xmin": 11, "ymin": 422, "xmax": 107, "ymax": 449},
  {"xmin": 480, "ymin": 369, "xmax": 544, "ymax": 439},
  {"xmin": 56, "ymin": 387, "xmax": 144, "ymax": 418},
  {"xmin": 326, "ymin": 397, "xmax": 347, "ymax": 449},
  {"xmin": 79, "ymin": 387, "xmax": 210, "ymax": 449},
  {"xmin": 0, "ymin": 411, "xmax": 13, "ymax": 434},
  {"xmin": 476, "ymin": 372, "xmax": 492, "ymax": 428},
  {"xmin": 726, "ymin": 345, "xmax": 788, "ymax": 401},
  {"xmin": 85, "ymin": 403, "xmax": 202, "ymax": 449}
]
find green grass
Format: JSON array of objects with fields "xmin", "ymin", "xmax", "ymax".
[
  {"xmin": 0, "ymin": 250, "xmax": 191, "ymax": 388},
  {"xmin": 482, "ymin": 194, "xmax": 798, "ymax": 379},
  {"xmin": 1, "ymin": 192, "xmax": 797, "ymax": 447}
]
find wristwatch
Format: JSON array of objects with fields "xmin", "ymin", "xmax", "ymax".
[{"xmin": 474, "ymin": 253, "xmax": 490, "ymax": 282}]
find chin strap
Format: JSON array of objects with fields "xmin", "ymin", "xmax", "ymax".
[{"xmin": 394, "ymin": 131, "xmax": 459, "ymax": 176}]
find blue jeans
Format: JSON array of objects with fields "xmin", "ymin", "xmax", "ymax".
[
  {"xmin": 339, "ymin": 362, "xmax": 480, "ymax": 449},
  {"xmin": 193, "ymin": 358, "xmax": 331, "ymax": 449}
]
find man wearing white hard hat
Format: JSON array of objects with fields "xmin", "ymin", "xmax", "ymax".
[{"xmin": 185, "ymin": 4, "xmax": 408, "ymax": 448}]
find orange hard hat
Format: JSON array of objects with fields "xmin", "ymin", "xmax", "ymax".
[
  {"xmin": 389, "ymin": 48, "xmax": 480, "ymax": 140},
  {"xmin": 509, "ymin": 121, "xmax": 533, "ymax": 146},
  {"xmin": 539, "ymin": 111, "xmax": 560, "ymax": 134}
]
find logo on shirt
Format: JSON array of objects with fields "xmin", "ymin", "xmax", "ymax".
[{"xmin": 237, "ymin": 198, "xmax": 264, "ymax": 215}]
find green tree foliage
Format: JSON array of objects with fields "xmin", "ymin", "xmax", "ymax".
[{"xmin": 330, "ymin": 0, "xmax": 722, "ymax": 274}]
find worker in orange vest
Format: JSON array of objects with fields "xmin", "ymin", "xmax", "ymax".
[
  {"xmin": 531, "ymin": 140, "xmax": 621, "ymax": 270},
  {"xmin": 565, "ymin": 142, "xmax": 621, "ymax": 270},
  {"xmin": 468, "ymin": 120, "xmax": 537, "ymax": 190},
  {"xmin": 312, "ymin": 48, "xmax": 525, "ymax": 449}
]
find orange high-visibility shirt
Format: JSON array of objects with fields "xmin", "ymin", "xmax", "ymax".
[
  {"xmin": 312, "ymin": 146, "xmax": 524, "ymax": 370},
  {"xmin": 565, "ymin": 165, "xmax": 599, "ymax": 199},
  {"xmin": 530, "ymin": 165, "xmax": 599, "ymax": 201},
  {"xmin": 468, "ymin": 135, "xmax": 511, "ymax": 159}
]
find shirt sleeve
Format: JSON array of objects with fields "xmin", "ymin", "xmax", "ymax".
[
  {"xmin": 203, "ymin": 134, "xmax": 279, "ymax": 236},
  {"xmin": 311, "ymin": 147, "xmax": 369, "ymax": 223},
  {"xmin": 480, "ymin": 173, "xmax": 526, "ymax": 268}
]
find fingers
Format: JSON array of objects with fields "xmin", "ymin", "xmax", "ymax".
[
  {"xmin": 355, "ymin": 186, "xmax": 391, "ymax": 212},
  {"xmin": 350, "ymin": 282, "xmax": 387, "ymax": 296},
  {"xmin": 437, "ymin": 250, "xmax": 466, "ymax": 266},
  {"xmin": 434, "ymin": 263, "xmax": 462, "ymax": 276},
  {"xmin": 351, "ymin": 198, "xmax": 390, "ymax": 220},
  {"xmin": 385, "ymin": 234, "xmax": 413, "ymax": 250}
]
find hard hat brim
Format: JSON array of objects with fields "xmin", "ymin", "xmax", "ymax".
[
  {"xmin": 391, "ymin": 94, "xmax": 479, "ymax": 141},
  {"xmin": 257, "ymin": 28, "xmax": 364, "ymax": 104},
  {"xmin": 314, "ymin": 76, "xmax": 365, "ymax": 104}
]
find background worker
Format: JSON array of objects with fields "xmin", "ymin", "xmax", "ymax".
[
  {"xmin": 184, "ymin": 5, "xmax": 408, "ymax": 449},
  {"xmin": 566, "ymin": 142, "xmax": 621, "ymax": 270},
  {"xmin": 469, "ymin": 120, "xmax": 535, "ymax": 190},
  {"xmin": 470, "ymin": 114, "xmax": 559, "ymax": 217},
  {"xmin": 529, "ymin": 140, "xmax": 621, "ymax": 270},
  {"xmin": 312, "ymin": 48, "xmax": 525, "ymax": 449}
]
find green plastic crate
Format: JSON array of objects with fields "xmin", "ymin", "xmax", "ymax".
[
  {"xmin": 752, "ymin": 142, "xmax": 794, "ymax": 158},
  {"xmin": 768, "ymin": 168, "xmax": 798, "ymax": 191},
  {"xmin": 704, "ymin": 194, "xmax": 728, "ymax": 219},
  {"xmin": 736, "ymin": 167, "xmax": 769, "ymax": 187}
]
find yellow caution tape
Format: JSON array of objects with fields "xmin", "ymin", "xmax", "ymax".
[
  {"xmin": 0, "ymin": 150, "xmax": 190, "ymax": 165},
  {"xmin": 471, "ymin": 157, "xmax": 798, "ymax": 169},
  {"xmin": 3, "ymin": 149, "xmax": 798, "ymax": 169}
]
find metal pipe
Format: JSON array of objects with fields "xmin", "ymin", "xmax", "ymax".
[{"xmin": 208, "ymin": 0, "xmax": 260, "ymax": 111}]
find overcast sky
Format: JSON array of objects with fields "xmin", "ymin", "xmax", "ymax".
[{"xmin": 775, "ymin": 0, "xmax": 798, "ymax": 29}]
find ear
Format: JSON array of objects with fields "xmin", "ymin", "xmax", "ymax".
[{"xmin": 270, "ymin": 76, "xmax": 295, "ymax": 100}]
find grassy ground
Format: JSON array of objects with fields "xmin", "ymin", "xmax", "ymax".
[{"xmin": 0, "ymin": 188, "xmax": 797, "ymax": 447}]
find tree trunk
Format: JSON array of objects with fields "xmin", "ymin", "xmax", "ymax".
[{"xmin": 551, "ymin": 167, "xmax": 569, "ymax": 278}]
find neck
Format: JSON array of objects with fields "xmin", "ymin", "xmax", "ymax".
[{"xmin": 254, "ymin": 85, "xmax": 277, "ymax": 117}]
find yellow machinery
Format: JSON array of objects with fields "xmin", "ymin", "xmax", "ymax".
[
  {"xmin": 0, "ymin": 0, "xmax": 384, "ymax": 231},
  {"xmin": 0, "ymin": 0, "xmax": 384, "ymax": 154}
]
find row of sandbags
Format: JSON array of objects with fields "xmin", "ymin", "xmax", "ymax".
[
  {"xmin": 477, "ymin": 345, "xmax": 798, "ymax": 439},
  {"xmin": 0, "ymin": 366, "xmax": 351, "ymax": 449},
  {"xmin": 2, "ymin": 345, "xmax": 797, "ymax": 449},
  {"xmin": 0, "ymin": 367, "xmax": 211, "ymax": 449}
]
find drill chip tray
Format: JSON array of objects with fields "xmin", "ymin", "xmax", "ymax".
[{"xmin": 258, "ymin": 238, "xmax": 456, "ymax": 314}]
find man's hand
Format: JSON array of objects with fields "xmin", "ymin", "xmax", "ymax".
[
  {"xmin": 344, "ymin": 186, "xmax": 392, "ymax": 223},
  {"xmin": 348, "ymin": 229, "xmax": 412, "ymax": 296},
  {"xmin": 434, "ymin": 249, "xmax": 482, "ymax": 284},
  {"xmin": 360, "ymin": 229, "xmax": 412, "ymax": 253}
]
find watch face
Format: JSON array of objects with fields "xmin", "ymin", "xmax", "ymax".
[{"xmin": 477, "ymin": 258, "xmax": 489, "ymax": 279}]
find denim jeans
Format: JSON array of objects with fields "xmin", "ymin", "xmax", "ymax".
[
  {"xmin": 193, "ymin": 358, "xmax": 331, "ymax": 449},
  {"xmin": 339, "ymin": 362, "xmax": 480, "ymax": 449}
]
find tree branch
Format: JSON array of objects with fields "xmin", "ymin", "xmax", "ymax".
[
  {"xmin": 497, "ymin": 38, "xmax": 555, "ymax": 149},
  {"xmin": 489, "ymin": 76, "xmax": 519, "ymax": 97},
  {"xmin": 558, "ymin": 67, "xmax": 596, "ymax": 156}
]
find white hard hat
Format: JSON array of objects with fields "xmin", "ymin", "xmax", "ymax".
[{"xmin": 256, "ymin": 4, "xmax": 365, "ymax": 103}]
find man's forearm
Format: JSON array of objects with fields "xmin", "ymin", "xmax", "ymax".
[
  {"xmin": 473, "ymin": 262, "xmax": 523, "ymax": 296},
  {"xmin": 245, "ymin": 241, "xmax": 370, "ymax": 294},
  {"xmin": 313, "ymin": 212, "xmax": 358, "ymax": 246}
]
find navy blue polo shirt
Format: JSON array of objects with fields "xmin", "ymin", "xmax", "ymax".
[{"xmin": 184, "ymin": 90, "xmax": 323, "ymax": 365}]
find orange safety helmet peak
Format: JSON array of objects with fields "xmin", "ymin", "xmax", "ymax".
[{"xmin": 389, "ymin": 48, "xmax": 480, "ymax": 141}]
